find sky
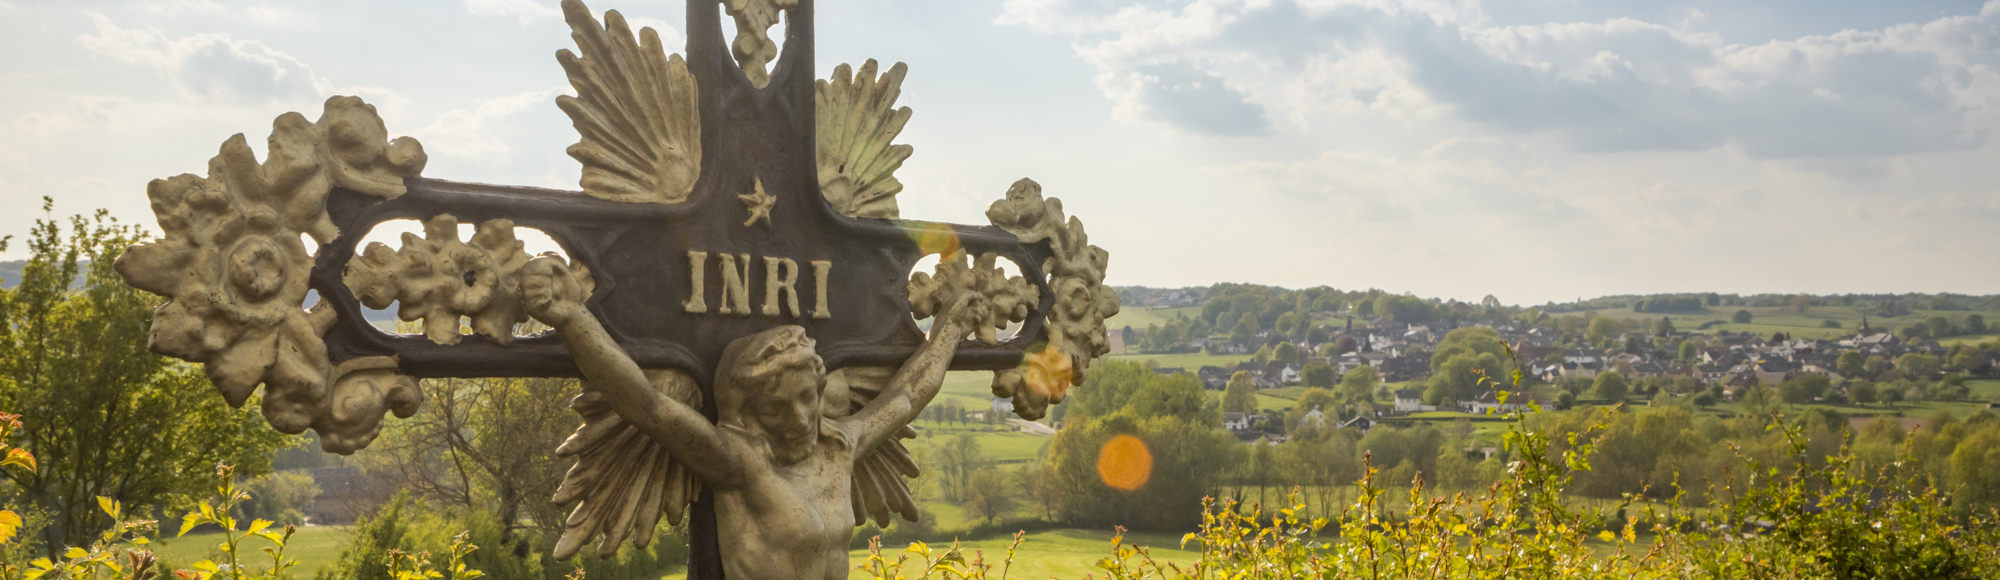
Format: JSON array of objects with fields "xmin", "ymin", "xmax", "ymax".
[{"xmin": 1, "ymin": 0, "xmax": 1997, "ymax": 306}]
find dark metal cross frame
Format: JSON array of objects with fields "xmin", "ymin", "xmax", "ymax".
[
  {"xmin": 298, "ymin": 3, "xmax": 1050, "ymax": 577},
  {"xmin": 310, "ymin": 0, "xmax": 1054, "ymax": 389}
]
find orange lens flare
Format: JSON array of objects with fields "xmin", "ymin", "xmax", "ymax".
[
  {"xmin": 1022, "ymin": 343, "xmax": 1074, "ymax": 403},
  {"xmin": 1096, "ymin": 434, "xmax": 1153, "ymax": 491},
  {"xmin": 912, "ymin": 223, "xmax": 961, "ymax": 257}
]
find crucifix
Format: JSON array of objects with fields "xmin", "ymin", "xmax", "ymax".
[{"xmin": 111, "ymin": 0, "xmax": 1118, "ymax": 578}]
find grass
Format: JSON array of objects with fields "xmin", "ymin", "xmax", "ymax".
[
  {"xmin": 1104, "ymin": 352, "xmax": 1251, "ymax": 371},
  {"xmin": 840, "ymin": 528, "xmax": 1201, "ymax": 580},
  {"xmin": 1104, "ymin": 306, "xmax": 1206, "ymax": 336},
  {"xmin": 149, "ymin": 525, "xmax": 352, "ymax": 578},
  {"xmin": 1942, "ymin": 333, "xmax": 2000, "ymax": 347}
]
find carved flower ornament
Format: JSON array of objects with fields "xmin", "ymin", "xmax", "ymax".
[
  {"xmin": 116, "ymin": 96, "xmax": 429, "ymax": 453},
  {"xmin": 983, "ymin": 178, "xmax": 1120, "ymax": 420}
]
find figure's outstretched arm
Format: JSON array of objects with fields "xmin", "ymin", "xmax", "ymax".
[
  {"xmin": 522, "ymin": 256, "xmax": 742, "ymax": 488},
  {"xmin": 848, "ymin": 291, "xmax": 980, "ymax": 454}
]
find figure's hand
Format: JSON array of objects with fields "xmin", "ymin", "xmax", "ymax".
[
  {"xmin": 523, "ymin": 255, "xmax": 588, "ymax": 328},
  {"xmin": 941, "ymin": 290, "xmax": 988, "ymax": 341}
]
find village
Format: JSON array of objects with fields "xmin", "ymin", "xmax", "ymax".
[{"xmin": 1105, "ymin": 288, "xmax": 1999, "ymax": 443}]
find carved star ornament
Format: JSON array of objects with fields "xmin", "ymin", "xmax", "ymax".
[{"xmin": 115, "ymin": 0, "xmax": 1117, "ymax": 561}]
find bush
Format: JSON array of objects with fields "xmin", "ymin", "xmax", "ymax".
[
  {"xmin": 237, "ymin": 470, "xmax": 321, "ymax": 526},
  {"xmin": 316, "ymin": 493, "xmax": 688, "ymax": 580}
]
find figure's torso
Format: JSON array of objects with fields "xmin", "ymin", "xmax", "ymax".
[{"xmin": 713, "ymin": 425, "xmax": 857, "ymax": 580}]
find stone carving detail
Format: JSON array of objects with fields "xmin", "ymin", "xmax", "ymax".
[
  {"xmin": 738, "ymin": 179, "xmax": 774, "ymax": 228},
  {"xmin": 557, "ymin": 0, "xmax": 702, "ymax": 204},
  {"xmin": 344, "ymin": 215, "xmax": 594, "ymax": 345},
  {"xmin": 113, "ymin": 95, "xmax": 428, "ymax": 452},
  {"xmin": 984, "ymin": 178, "xmax": 1120, "ymax": 420},
  {"xmin": 908, "ymin": 252, "xmax": 1035, "ymax": 344},
  {"xmin": 722, "ymin": 0, "xmax": 797, "ymax": 88},
  {"xmin": 816, "ymin": 60, "xmax": 912, "ymax": 219},
  {"xmin": 553, "ymin": 369, "xmax": 704, "ymax": 560}
]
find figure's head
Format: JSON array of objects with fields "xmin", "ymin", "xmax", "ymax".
[{"xmin": 716, "ymin": 326, "xmax": 827, "ymax": 465}]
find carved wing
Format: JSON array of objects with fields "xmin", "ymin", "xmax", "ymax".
[
  {"xmin": 817, "ymin": 60, "xmax": 913, "ymax": 219},
  {"xmin": 556, "ymin": 0, "xmax": 701, "ymax": 204},
  {"xmin": 551, "ymin": 369, "xmax": 703, "ymax": 560},
  {"xmin": 825, "ymin": 367, "xmax": 922, "ymax": 526}
]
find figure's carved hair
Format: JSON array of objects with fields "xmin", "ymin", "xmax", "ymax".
[{"xmin": 715, "ymin": 326, "xmax": 826, "ymax": 424}]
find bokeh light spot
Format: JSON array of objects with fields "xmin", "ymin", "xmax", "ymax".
[
  {"xmin": 912, "ymin": 222, "xmax": 961, "ymax": 257},
  {"xmin": 1097, "ymin": 434, "xmax": 1153, "ymax": 491},
  {"xmin": 1022, "ymin": 342, "xmax": 1073, "ymax": 403}
]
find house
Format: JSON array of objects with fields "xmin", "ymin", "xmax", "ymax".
[
  {"xmin": 1338, "ymin": 414, "xmax": 1375, "ymax": 433},
  {"xmin": 1378, "ymin": 355, "xmax": 1429, "ymax": 382},
  {"xmin": 1223, "ymin": 412, "xmax": 1253, "ymax": 432},
  {"xmin": 1198, "ymin": 366, "xmax": 1231, "ymax": 390},
  {"xmin": 1271, "ymin": 362, "xmax": 1301, "ymax": 385},
  {"xmin": 1754, "ymin": 360, "xmax": 1800, "ymax": 384},
  {"xmin": 1393, "ymin": 389, "xmax": 1435, "ymax": 413},
  {"xmin": 1461, "ymin": 390, "xmax": 1543, "ymax": 415},
  {"xmin": 1298, "ymin": 406, "xmax": 1329, "ymax": 429}
]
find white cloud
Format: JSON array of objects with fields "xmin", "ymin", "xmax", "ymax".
[
  {"xmin": 465, "ymin": 0, "xmax": 561, "ymax": 25},
  {"xmin": 1001, "ymin": 0, "xmax": 2000, "ymax": 159},
  {"xmin": 413, "ymin": 89, "xmax": 561, "ymax": 159},
  {"xmin": 73, "ymin": 12, "xmax": 331, "ymax": 105},
  {"xmin": 135, "ymin": 0, "xmax": 225, "ymax": 14}
]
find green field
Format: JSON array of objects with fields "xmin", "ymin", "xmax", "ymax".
[
  {"xmin": 150, "ymin": 525, "xmax": 352, "ymax": 577},
  {"xmin": 839, "ymin": 528, "xmax": 1200, "ymax": 580},
  {"xmin": 1104, "ymin": 306, "xmax": 1204, "ymax": 332},
  {"xmin": 1104, "ymin": 351, "xmax": 1251, "ymax": 371},
  {"xmin": 1588, "ymin": 305, "xmax": 2000, "ymax": 341}
]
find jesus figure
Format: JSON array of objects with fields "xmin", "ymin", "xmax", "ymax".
[{"xmin": 521, "ymin": 256, "xmax": 984, "ymax": 579}]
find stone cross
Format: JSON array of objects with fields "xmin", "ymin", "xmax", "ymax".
[{"xmin": 113, "ymin": 1, "xmax": 1116, "ymax": 578}]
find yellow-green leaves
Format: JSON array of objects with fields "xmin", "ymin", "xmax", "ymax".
[
  {"xmin": 2, "ymin": 448, "xmax": 34, "ymax": 472},
  {"xmin": 0, "ymin": 510, "xmax": 21, "ymax": 545}
]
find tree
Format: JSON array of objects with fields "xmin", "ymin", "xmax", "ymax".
[
  {"xmin": 1838, "ymin": 351, "xmax": 1867, "ymax": 379},
  {"xmin": 1850, "ymin": 381, "xmax": 1878, "ymax": 406},
  {"xmin": 1223, "ymin": 371, "xmax": 1259, "ymax": 414},
  {"xmin": 1301, "ymin": 361, "xmax": 1336, "ymax": 388},
  {"xmin": 1338, "ymin": 366, "xmax": 1381, "ymax": 405},
  {"xmin": 1556, "ymin": 391, "xmax": 1577, "ymax": 410},
  {"xmin": 1653, "ymin": 316, "xmax": 1676, "ymax": 337},
  {"xmin": 1587, "ymin": 317, "xmax": 1619, "ymax": 341},
  {"xmin": 0, "ymin": 207, "xmax": 291, "ymax": 553},
  {"xmin": 1732, "ymin": 310, "xmax": 1753, "ymax": 324},
  {"xmin": 1043, "ymin": 410, "xmax": 1234, "ymax": 530},
  {"xmin": 1950, "ymin": 426, "xmax": 2000, "ymax": 509},
  {"xmin": 1251, "ymin": 344, "xmax": 1273, "ymax": 365},
  {"xmin": 934, "ymin": 433, "xmax": 986, "ymax": 502},
  {"xmin": 1334, "ymin": 334, "xmax": 1359, "ymax": 354},
  {"xmin": 1294, "ymin": 388, "xmax": 1338, "ymax": 419},
  {"xmin": 1865, "ymin": 355, "xmax": 1892, "ymax": 378},
  {"xmin": 1896, "ymin": 353, "xmax": 1941, "ymax": 377},
  {"xmin": 1230, "ymin": 312, "xmax": 1259, "ymax": 343},
  {"xmin": 1926, "ymin": 316, "xmax": 1954, "ymax": 338},
  {"xmin": 1273, "ymin": 342, "xmax": 1299, "ymax": 366},
  {"xmin": 1591, "ymin": 371, "xmax": 1629, "ymax": 402},
  {"xmin": 362, "ymin": 373, "xmax": 581, "ymax": 545},
  {"xmin": 1622, "ymin": 334, "xmax": 1644, "ymax": 355},
  {"xmin": 1678, "ymin": 340, "xmax": 1697, "ymax": 362},
  {"xmin": 1692, "ymin": 393, "xmax": 1716, "ymax": 408},
  {"xmin": 962, "ymin": 468, "xmax": 1014, "ymax": 524},
  {"xmin": 1968, "ymin": 314, "xmax": 1988, "ymax": 335},
  {"xmin": 1880, "ymin": 386, "xmax": 1904, "ymax": 407}
]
